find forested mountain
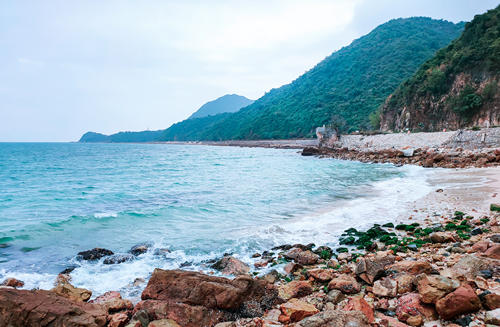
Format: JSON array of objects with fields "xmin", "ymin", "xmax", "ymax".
[
  {"xmin": 79, "ymin": 130, "xmax": 164, "ymax": 143},
  {"xmin": 188, "ymin": 94, "xmax": 254, "ymax": 119},
  {"xmin": 158, "ymin": 17, "xmax": 464, "ymax": 141},
  {"xmin": 380, "ymin": 5, "xmax": 500, "ymax": 132}
]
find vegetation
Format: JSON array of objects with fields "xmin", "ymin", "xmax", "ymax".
[
  {"xmin": 79, "ymin": 130, "xmax": 164, "ymax": 143},
  {"xmin": 188, "ymin": 94, "xmax": 254, "ymax": 119},
  {"xmin": 385, "ymin": 5, "xmax": 500, "ymax": 118},
  {"xmin": 158, "ymin": 17, "xmax": 463, "ymax": 141}
]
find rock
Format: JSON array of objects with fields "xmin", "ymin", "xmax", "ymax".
[
  {"xmin": 211, "ymin": 256, "xmax": 250, "ymax": 275},
  {"xmin": 484, "ymin": 243, "xmax": 500, "ymax": 259},
  {"xmin": 307, "ymin": 268, "xmax": 335, "ymax": 282},
  {"xmin": 296, "ymin": 309, "xmax": 369, "ymax": 327},
  {"xmin": 51, "ymin": 281, "xmax": 92, "ymax": 302},
  {"xmin": 77, "ymin": 248, "xmax": 114, "ymax": 261},
  {"xmin": 373, "ymin": 277, "xmax": 397, "ymax": 297},
  {"xmin": 396, "ymin": 293, "xmax": 437, "ymax": 322},
  {"xmin": 377, "ymin": 313, "xmax": 411, "ymax": 327},
  {"xmin": 149, "ymin": 319, "xmax": 182, "ymax": 327},
  {"xmin": 471, "ymin": 240, "xmax": 491, "ymax": 253},
  {"xmin": 301, "ymin": 147, "xmax": 320, "ymax": 156},
  {"xmin": 104, "ymin": 254, "xmax": 135, "ymax": 264},
  {"xmin": 261, "ymin": 270, "xmax": 279, "ymax": 284},
  {"xmin": 395, "ymin": 273, "xmax": 415, "ymax": 295},
  {"xmin": 1, "ymin": 278, "xmax": 24, "ymax": 288},
  {"xmin": 325, "ymin": 289, "xmax": 344, "ymax": 304},
  {"xmin": 90, "ymin": 291, "xmax": 133, "ymax": 313},
  {"xmin": 284, "ymin": 248, "xmax": 319, "ymax": 265},
  {"xmin": 388, "ymin": 260, "xmax": 432, "ymax": 275},
  {"xmin": 355, "ymin": 254, "xmax": 395, "ymax": 284},
  {"xmin": 108, "ymin": 312, "xmax": 130, "ymax": 327},
  {"xmin": 133, "ymin": 278, "xmax": 146, "ymax": 287},
  {"xmin": 253, "ymin": 259, "xmax": 269, "ymax": 268},
  {"xmin": 130, "ymin": 243, "xmax": 151, "ymax": 256},
  {"xmin": 480, "ymin": 291, "xmax": 500, "ymax": 310},
  {"xmin": 429, "ymin": 232, "xmax": 455, "ymax": 244},
  {"xmin": 490, "ymin": 234, "xmax": 500, "ymax": 243},
  {"xmin": 0, "ymin": 287, "xmax": 107, "ymax": 327},
  {"xmin": 280, "ymin": 298, "xmax": 319, "ymax": 322},
  {"xmin": 416, "ymin": 275, "xmax": 459, "ymax": 304},
  {"xmin": 138, "ymin": 269, "xmax": 279, "ymax": 326},
  {"xmin": 279, "ymin": 281, "xmax": 313, "ymax": 300},
  {"xmin": 284, "ymin": 262, "xmax": 303, "ymax": 275},
  {"xmin": 328, "ymin": 274, "xmax": 361, "ymax": 294},
  {"xmin": 406, "ymin": 315, "xmax": 423, "ymax": 326},
  {"xmin": 344, "ymin": 296, "xmax": 374, "ymax": 323},
  {"xmin": 447, "ymin": 255, "xmax": 492, "ymax": 279},
  {"xmin": 435, "ymin": 284, "xmax": 481, "ymax": 320},
  {"xmin": 485, "ymin": 308, "xmax": 500, "ymax": 325}
]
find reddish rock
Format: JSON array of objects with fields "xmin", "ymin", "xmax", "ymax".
[
  {"xmin": 484, "ymin": 243, "xmax": 500, "ymax": 259},
  {"xmin": 429, "ymin": 232, "xmax": 455, "ymax": 243},
  {"xmin": 416, "ymin": 275, "xmax": 459, "ymax": 304},
  {"xmin": 344, "ymin": 296, "xmax": 375, "ymax": 323},
  {"xmin": 306, "ymin": 268, "xmax": 335, "ymax": 282},
  {"xmin": 388, "ymin": 260, "xmax": 432, "ymax": 275},
  {"xmin": 373, "ymin": 277, "xmax": 397, "ymax": 298},
  {"xmin": 253, "ymin": 259, "xmax": 269, "ymax": 268},
  {"xmin": 284, "ymin": 262, "xmax": 302, "ymax": 275},
  {"xmin": 0, "ymin": 287, "xmax": 107, "ymax": 327},
  {"xmin": 396, "ymin": 293, "xmax": 437, "ymax": 322},
  {"xmin": 482, "ymin": 292, "xmax": 500, "ymax": 310},
  {"xmin": 296, "ymin": 309, "xmax": 369, "ymax": 327},
  {"xmin": 280, "ymin": 298, "xmax": 319, "ymax": 322},
  {"xmin": 1, "ymin": 277, "xmax": 24, "ymax": 288},
  {"xmin": 139, "ymin": 269, "xmax": 278, "ymax": 326},
  {"xmin": 108, "ymin": 312, "xmax": 129, "ymax": 327},
  {"xmin": 278, "ymin": 281, "xmax": 313, "ymax": 300},
  {"xmin": 472, "ymin": 240, "xmax": 491, "ymax": 253},
  {"xmin": 395, "ymin": 273, "xmax": 415, "ymax": 295},
  {"xmin": 435, "ymin": 284, "xmax": 481, "ymax": 320},
  {"xmin": 355, "ymin": 254, "xmax": 395, "ymax": 284},
  {"xmin": 91, "ymin": 291, "xmax": 133, "ymax": 313},
  {"xmin": 284, "ymin": 248, "xmax": 319, "ymax": 265},
  {"xmin": 377, "ymin": 313, "xmax": 410, "ymax": 327},
  {"xmin": 328, "ymin": 274, "xmax": 361, "ymax": 294},
  {"xmin": 211, "ymin": 256, "xmax": 250, "ymax": 275}
]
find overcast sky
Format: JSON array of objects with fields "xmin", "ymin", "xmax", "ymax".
[{"xmin": 1, "ymin": 0, "xmax": 498, "ymax": 141}]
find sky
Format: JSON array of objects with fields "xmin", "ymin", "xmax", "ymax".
[{"xmin": 0, "ymin": 0, "xmax": 498, "ymax": 141}]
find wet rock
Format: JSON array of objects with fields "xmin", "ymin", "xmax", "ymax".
[
  {"xmin": 328, "ymin": 274, "xmax": 361, "ymax": 294},
  {"xmin": 51, "ymin": 281, "xmax": 92, "ymax": 302},
  {"xmin": 355, "ymin": 254, "xmax": 395, "ymax": 284},
  {"xmin": 211, "ymin": 256, "xmax": 250, "ymax": 275},
  {"xmin": 296, "ymin": 309, "xmax": 369, "ymax": 327},
  {"xmin": 306, "ymin": 268, "xmax": 335, "ymax": 282},
  {"xmin": 104, "ymin": 254, "xmax": 135, "ymax": 265},
  {"xmin": 396, "ymin": 293, "xmax": 437, "ymax": 322},
  {"xmin": 471, "ymin": 228, "xmax": 483, "ymax": 235},
  {"xmin": 0, "ymin": 287, "xmax": 107, "ymax": 327},
  {"xmin": 138, "ymin": 269, "xmax": 279, "ymax": 325},
  {"xmin": 280, "ymin": 298, "xmax": 319, "ymax": 322},
  {"xmin": 373, "ymin": 277, "xmax": 397, "ymax": 297},
  {"xmin": 430, "ymin": 232, "xmax": 455, "ymax": 244},
  {"xmin": 278, "ymin": 281, "xmax": 313, "ymax": 300},
  {"xmin": 478, "ymin": 269, "xmax": 493, "ymax": 279},
  {"xmin": 301, "ymin": 147, "xmax": 320, "ymax": 156},
  {"xmin": 416, "ymin": 275, "xmax": 459, "ymax": 304},
  {"xmin": 344, "ymin": 296, "xmax": 374, "ymax": 323},
  {"xmin": 284, "ymin": 248, "xmax": 319, "ymax": 265},
  {"xmin": 133, "ymin": 278, "xmax": 146, "ymax": 287},
  {"xmin": 60, "ymin": 266, "xmax": 77, "ymax": 274},
  {"xmin": 1, "ymin": 277, "xmax": 24, "ymax": 288},
  {"xmin": 77, "ymin": 248, "xmax": 114, "ymax": 261},
  {"xmin": 130, "ymin": 243, "xmax": 151, "ymax": 256},
  {"xmin": 435, "ymin": 284, "xmax": 481, "ymax": 320},
  {"xmin": 388, "ymin": 260, "xmax": 432, "ymax": 275},
  {"xmin": 90, "ymin": 291, "xmax": 133, "ymax": 313}
]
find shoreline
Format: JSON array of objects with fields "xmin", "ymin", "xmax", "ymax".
[{"xmin": 2, "ymin": 166, "xmax": 500, "ymax": 326}]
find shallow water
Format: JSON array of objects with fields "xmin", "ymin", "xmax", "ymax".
[{"xmin": 0, "ymin": 143, "xmax": 431, "ymax": 298}]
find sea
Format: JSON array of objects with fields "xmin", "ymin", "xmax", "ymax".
[{"xmin": 0, "ymin": 142, "xmax": 432, "ymax": 299}]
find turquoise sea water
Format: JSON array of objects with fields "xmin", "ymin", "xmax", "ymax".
[{"xmin": 0, "ymin": 143, "xmax": 430, "ymax": 298}]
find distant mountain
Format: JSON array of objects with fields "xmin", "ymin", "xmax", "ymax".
[
  {"xmin": 79, "ymin": 130, "xmax": 164, "ymax": 143},
  {"xmin": 380, "ymin": 5, "xmax": 500, "ymax": 131},
  {"xmin": 188, "ymin": 94, "xmax": 254, "ymax": 119},
  {"xmin": 78, "ymin": 94, "xmax": 252, "ymax": 142},
  {"xmin": 158, "ymin": 17, "xmax": 464, "ymax": 141}
]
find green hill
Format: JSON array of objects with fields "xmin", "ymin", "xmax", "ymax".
[
  {"xmin": 188, "ymin": 94, "xmax": 254, "ymax": 119},
  {"xmin": 79, "ymin": 130, "xmax": 164, "ymax": 143},
  {"xmin": 159, "ymin": 17, "xmax": 464, "ymax": 141},
  {"xmin": 380, "ymin": 5, "xmax": 500, "ymax": 131}
]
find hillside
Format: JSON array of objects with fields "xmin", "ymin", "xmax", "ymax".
[
  {"xmin": 79, "ymin": 130, "xmax": 164, "ymax": 143},
  {"xmin": 188, "ymin": 94, "xmax": 254, "ymax": 119},
  {"xmin": 158, "ymin": 17, "xmax": 464, "ymax": 141},
  {"xmin": 380, "ymin": 5, "xmax": 500, "ymax": 132}
]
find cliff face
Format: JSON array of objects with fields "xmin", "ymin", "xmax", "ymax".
[{"xmin": 380, "ymin": 5, "xmax": 500, "ymax": 132}]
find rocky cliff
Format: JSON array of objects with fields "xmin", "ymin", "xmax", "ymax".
[{"xmin": 380, "ymin": 5, "xmax": 500, "ymax": 132}]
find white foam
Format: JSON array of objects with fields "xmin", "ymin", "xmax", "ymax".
[{"xmin": 93, "ymin": 212, "xmax": 118, "ymax": 218}]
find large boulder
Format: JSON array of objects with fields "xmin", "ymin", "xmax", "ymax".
[
  {"xmin": 137, "ymin": 269, "xmax": 279, "ymax": 327},
  {"xmin": 435, "ymin": 284, "xmax": 481, "ymax": 320},
  {"xmin": 355, "ymin": 254, "xmax": 395, "ymax": 284},
  {"xmin": 77, "ymin": 248, "xmax": 114, "ymax": 261},
  {"xmin": 416, "ymin": 274, "xmax": 459, "ymax": 304},
  {"xmin": 0, "ymin": 287, "xmax": 107, "ymax": 327},
  {"xmin": 211, "ymin": 256, "xmax": 250, "ymax": 276}
]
